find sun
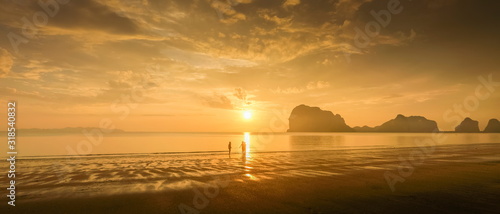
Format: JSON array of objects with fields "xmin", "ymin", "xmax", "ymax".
[{"xmin": 243, "ymin": 110, "xmax": 252, "ymax": 119}]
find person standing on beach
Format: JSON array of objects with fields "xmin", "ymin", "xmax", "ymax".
[
  {"xmin": 228, "ymin": 141, "xmax": 232, "ymax": 157},
  {"xmin": 239, "ymin": 141, "xmax": 247, "ymax": 154}
]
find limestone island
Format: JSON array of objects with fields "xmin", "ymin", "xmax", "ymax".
[{"xmin": 287, "ymin": 104, "xmax": 500, "ymax": 133}]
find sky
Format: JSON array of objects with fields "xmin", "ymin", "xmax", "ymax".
[{"xmin": 0, "ymin": 0, "xmax": 499, "ymax": 132}]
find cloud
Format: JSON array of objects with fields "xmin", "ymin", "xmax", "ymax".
[
  {"xmin": 258, "ymin": 11, "xmax": 292, "ymax": 25},
  {"xmin": 210, "ymin": 0, "xmax": 250, "ymax": 24},
  {"xmin": 272, "ymin": 81, "xmax": 331, "ymax": 94},
  {"xmin": 306, "ymin": 81, "xmax": 330, "ymax": 90},
  {"xmin": 12, "ymin": 60, "xmax": 62, "ymax": 80},
  {"xmin": 0, "ymin": 87, "xmax": 16, "ymax": 94},
  {"xmin": 334, "ymin": 0, "xmax": 374, "ymax": 19},
  {"xmin": 108, "ymin": 80, "xmax": 133, "ymax": 89},
  {"xmin": 0, "ymin": 86, "xmax": 44, "ymax": 99},
  {"xmin": 203, "ymin": 93, "xmax": 234, "ymax": 109},
  {"xmin": 233, "ymin": 87, "xmax": 252, "ymax": 105},
  {"xmin": 161, "ymin": 48, "xmax": 256, "ymax": 69},
  {"xmin": 234, "ymin": 87, "xmax": 247, "ymax": 100},
  {"xmin": 283, "ymin": 0, "xmax": 300, "ymax": 7},
  {"xmin": 0, "ymin": 0, "xmax": 141, "ymax": 37},
  {"xmin": 271, "ymin": 86, "xmax": 304, "ymax": 94},
  {"xmin": 48, "ymin": 0, "xmax": 141, "ymax": 35},
  {"xmin": 0, "ymin": 48, "xmax": 14, "ymax": 78}
]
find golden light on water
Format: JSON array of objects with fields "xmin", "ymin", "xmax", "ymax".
[
  {"xmin": 244, "ymin": 132, "xmax": 251, "ymax": 157},
  {"xmin": 245, "ymin": 173, "xmax": 258, "ymax": 181},
  {"xmin": 244, "ymin": 132, "xmax": 251, "ymax": 145}
]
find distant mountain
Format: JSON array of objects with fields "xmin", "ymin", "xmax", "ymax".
[
  {"xmin": 483, "ymin": 119, "xmax": 500, "ymax": 133},
  {"xmin": 287, "ymin": 104, "xmax": 354, "ymax": 132},
  {"xmin": 353, "ymin": 126, "xmax": 375, "ymax": 132},
  {"xmin": 354, "ymin": 114, "xmax": 439, "ymax": 132},
  {"xmin": 455, "ymin": 118, "xmax": 480, "ymax": 133},
  {"xmin": 287, "ymin": 105, "xmax": 497, "ymax": 133},
  {"xmin": 376, "ymin": 114, "xmax": 439, "ymax": 132}
]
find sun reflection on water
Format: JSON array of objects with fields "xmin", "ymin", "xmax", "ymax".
[
  {"xmin": 242, "ymin": 132, "xmax": 255, "ymax": 179},
  {"xmin": 244, "ymin": 132, "xmax": 251, "ymax": 158},
  {"xmin": 245, "ymin": 173, "xmax": 258, "ymax": 181}
]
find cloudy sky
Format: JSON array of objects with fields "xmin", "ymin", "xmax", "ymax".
[{"xmin": 0, "ymin": 0, "xmax": 499, "ymax": 132}]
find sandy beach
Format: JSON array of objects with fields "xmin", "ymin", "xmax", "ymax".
[{"xmin": 1, "ymin": 141, "xmax": 499, "ymax": 213}]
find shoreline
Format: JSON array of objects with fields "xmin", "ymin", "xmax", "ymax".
[
  {"xmin": 1, "ymin": 142, "xmax": 499, "ymax": 213},
  {"xmin": 5, "ymin": 140, "xmax": 500, "ymax": 160}
]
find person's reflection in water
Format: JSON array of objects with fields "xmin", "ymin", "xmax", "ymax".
[{"xmin": 241, "ymin": 153, "xmax": 247, "ymax": 164}]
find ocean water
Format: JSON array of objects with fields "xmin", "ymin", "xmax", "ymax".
[
  {"xmin": 4, "ymin": 132, "xmax": 500, "ymax": 158},
  {"xmin": 3, "ymin": 132, "xmax": 500, "ymax": 201}
]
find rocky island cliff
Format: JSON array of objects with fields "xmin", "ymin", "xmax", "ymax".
[
  {"xmin": 354, "ymin": 114, "xmax": 439, "ymax": 132},
  {"xmin": 287, "ymin": 105, "xmax": 354, "ymax": 132},
  {"xmin": 287, "ymin": 104, "xmax": 499, "ymax": 133},
  {"xmin": 455, "ymin": 117, "xmax": 480, "ymax": 133},
  {"xmin": 483, "ymin": 119, "xmax": 500, "ymax": 133}
]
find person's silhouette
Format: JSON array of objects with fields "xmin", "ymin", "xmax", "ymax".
[
  {"xmin": 228, "ymin": 141, "xmax": 232, "ymax": 158},
  {"xmin": 239, "ymin": 141, "xmax": 247, "ymax": 154}
]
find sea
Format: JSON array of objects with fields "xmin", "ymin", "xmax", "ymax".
[{"xmin": 4, "ymin": 132, "xmax": 500, "ymax": 158}]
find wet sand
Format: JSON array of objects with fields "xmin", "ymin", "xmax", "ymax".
[{"xmin": 2, "ymin": 143, "xmax": 500, "ymax": 213}]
